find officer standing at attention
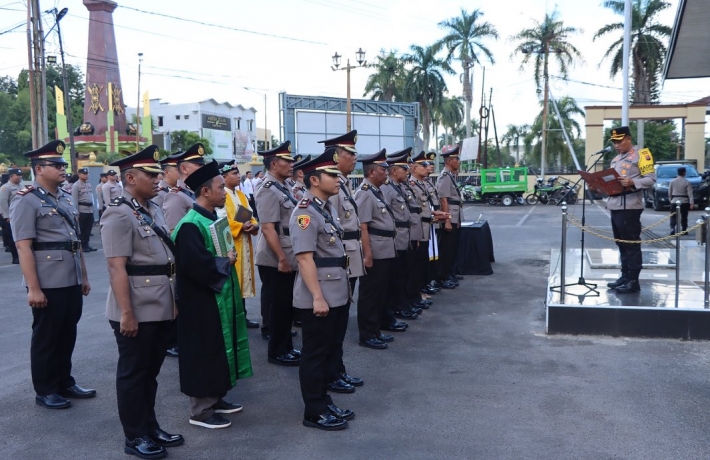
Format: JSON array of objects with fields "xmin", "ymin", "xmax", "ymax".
[
  {"xmin": 102, "ymin": 169, "xmax": 123, "ymax": 209},
  {"xmin": 317, "ymin": 130, "xmax": 364, "ymax": 394},
  {"xmin": 96, "ymin": 173, "xmax": 108, "ymax": 218},
  {"xmin": 152, "ymin": 155, "xmax": 179, "ymax": 208},
  {"xmin": 100, "ymin": 145, "xmax": 184, "ymax": 459},
  {"xmin": 71, "ymin": 167, "xmax": 96, "ymax": 252},
  {"xmin": 289, "ymin": 148, "xmax": 354, "ymax": 431},
  {"xmin": 162, "ymin": 145, "xmax": 204, "ymax": 233},
  {"xmin": 9, "ymin": 140, "xmax": 95, "ymax": 409},
  {"xmin": 436, "ymin": 146, "xmax": 464, "ymax": 287},
  {"xmin": 354, "ymin": 149, "xmax": 398, "ymax": 350},
  {"xmin": 254, "ymin": 141, "xmax": 300, "ymax": 366},
  {"xmin": 291, "ymin": 155, "xmax": 311, "ymax": 201},
  {"xmin": 668, "ymin": 166, "xmax": 695, "ymax": 235},
  {"xmin": 604, "ymin": 126, "xmax": 656, "ymax": 294},
  {"xmin": 423, "ymin": 156, "xmax": 453, "ymax": 290},
  {"xmin": 0, "ymin": 167, "xmax": 23, "ymax": 264}
]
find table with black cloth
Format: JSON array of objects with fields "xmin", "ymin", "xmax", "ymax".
[{"xmin": 455, "ymin": 221, "xmax": 495, "ymax": 275}]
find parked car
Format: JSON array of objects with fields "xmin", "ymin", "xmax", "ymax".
[{"xmin": 643, "ymin": 163, "xmax": 710, "ymax": 211}]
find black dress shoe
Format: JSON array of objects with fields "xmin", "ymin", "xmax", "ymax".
[
  {"xmin": 616, "ymin": 280, "xmax": 641, "ymax": 293},
  {"xmin": 394, "ymin": 309, "xmax": 417, "ymax": 319},
  {"xmin": 409, "ymin": 306, "xmax": 423, "ymax": 315},
  {"xmin": 340, "ymin": 372, "xmax": 363, "ymax": 387},
  {"xmin": 291, "ymin": 330, "xmax": 298, "ymax": 337},
  {"xmin": 35, "ymin": 394, "xmax": 71, "ymax": 409},
  {"xmin": 445, "ymin": 278, "xmax": 460, "ymax": 286},
  {"xmin": 453, "ymin": 274, "xmax": 464, "ymax": 280},
  {"xmin": 439, "ymin": 280, "xmax": 457, "ymax": 289},
  {"xmin": 58, "ymin": 384, "xmax": 96, "ymax": 399},
  {"xmin": 376, "ymin": 333, "xmax": 394, "ymax": 343},
  {"xmin": 261, "ymin": 333, "xmax": 271, "ymax": 341},
  {"xmin": 382, "ymin": 322, "xmax": 407, "ymax": 332},
  {"xmin": 328, "ymin": 379, "xmax": 355, "ymax": 394},
  {"xmin": 268, "ymin": 353, "xmax": 301, "ymax": 366},
  {"xmin": 12, "ymin": 257, "xmax": 19, "ymax": 264},
  {"xmin": 606, "ymin": 277, "xmax": 627, "ymax": 289},
  {"xmin": 245, "ymin": 319, "xmax": 259, "ymax": 329},
  {"xmin": 327, "ymin": 404, "xmax": 355, "ymax": 421},
  {"xmin": 86, "ymin": 246, "xmax": 97, "ymax": 252},
  {"xmin": 290, "ymin": 349, "xmax": 302, "ymax": 358},
  {"xmin": 359, "ymin": 338, "xmax": 388, "ymax": 350},
  {"xmin": 165, "ymin": 347, "xmax": 179, "ymax": 358},
  {"xmin": 412, "ymin": 300, "xmax": 429, "ymax": 310},
  {"xmin": 149, "ymin": 428, "xmax": 184, "ymax": 448},
  {"xmin": 303, "ymin": 413, "xmax": 348, "ymax": 431},
  {"xmin": 125, "ymin": 436, "xmax": 166, "ymax": 459}
]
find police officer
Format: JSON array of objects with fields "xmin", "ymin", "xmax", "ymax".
[
  {"xmin": 254, "ymin": 141, "xmax": 300, "ymax": 365},
  {"xmin": 289, "ymin": 148, "xmax": 354, "ymax": 431},
  {"xmin": 354, "ymin": 149, "xmax": 399, "ymax": 350},
  {"xmin": 0, "ymin": 167, "xmax": 23, "ymax": 264},
  {"xmin": 436, "ymin": 146, "xmax": 464, "ymax": 287},
  {"xmin": 668, "ymin": 166, "xmax": 695, "ymax": 234},
  {"xmin": 100, "ymin": 145, "xmax": 184, "ymax": 458},
  {"xmin": 291, "ymin": 155, "xmax": 311, "ymax": 201},
  {"xmin": 162, "ymin": 145, "xmax": 203, "ymax": 233},
  {"xmin": 71, "ymin": 167, "xmax": 96, "ymax": 252},
  {"xmin": 423, "ymin": 156, "xmax": 453, "ymax": 290},
  {"xmin": 96, "ymin": 173, "xmax": 108, "ymax": 218},
  {"xmin": 605, "ymin": 126, "xmax": 656, "ymax": 293},
  {"xmin": 152, "ymin": 155, "xmax": 179, "ymax": 208},
  {"xmin": 9, "ymin": 140, "xmax": 95, "ymax": 409},
  {"xmin": 102, "ymin": 169, "xmax": 123, "ymax": 208}
]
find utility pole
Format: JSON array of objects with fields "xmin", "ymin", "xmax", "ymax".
[
  {"xmin": 54, "ymin": 7, "xmax": 77, "ymax": 171},
  {"xmin": 136, "ymin": 53, "xmax": 143, "ymax": 152},
  {"xmin": 26, "ymin": 0, "xmax": 48, "ymax": 149}
]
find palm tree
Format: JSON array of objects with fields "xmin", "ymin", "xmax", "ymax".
[
  {"xmin": 402, "ymin": 44, "xmax": 455, "ymax": 150},
  {"xmin": 501, "ymin": 124, "xmax": 530, "ymax": 164},
  {"xmin": 593, "ymin": 0, "xmax": 671, "ymax": 104},
  {"xmin": 437, "ymin": 8, "xmax": 498, "ymax": 139},
  {"xmin": 363, "ymin": 51, "xmax": 407, "ymax": 102},
  {"xmin": 525, "ymin": 96, "xmax": 584, "ymax": 169},
  {"xmin": 438, "ymin": 96, "xmax": 464, "ymax": 147}
]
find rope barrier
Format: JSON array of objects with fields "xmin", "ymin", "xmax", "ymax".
[
  {"xmin": 566, "ymin": 213, "xmax": 704, "ymax": 244},
  {"xmin": 571, "ymin": 211, "xmax": 677, "ymax": 234}
]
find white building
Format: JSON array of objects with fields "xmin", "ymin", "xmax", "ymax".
[{"xmin": 127, "ymin": 98, "xmax": 258, "ymax": 161}]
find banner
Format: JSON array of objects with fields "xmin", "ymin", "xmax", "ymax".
[{"xmin": 461, "ymin": 136, "xmax": 480, "ymax": 162}]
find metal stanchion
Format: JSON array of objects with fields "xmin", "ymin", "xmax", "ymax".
[
  {"xmin": 705, "ymin": 207, "xmax": 710, "ymax": 308},
  {"xmin": 560, "ymin": 203, "xmax": 568, "ymax": 299},
  {"xmin": 675, "ymin": 201, "xmax": 681, "ymax": 309}
]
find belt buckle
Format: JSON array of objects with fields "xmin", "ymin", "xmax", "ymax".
[
  {"xmin": 71, "ymin": 240, "xmax": 80, "ymax": 253},
  {"xmin": 168, "ymin": 263, "xmax": 175, "ymax": 277},
  {"xmin": 345, "ymin": 255, "xmax": 350, "ymax": 269}
]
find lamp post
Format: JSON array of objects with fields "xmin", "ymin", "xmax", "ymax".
[
  {"xmin": 331, "ymin": 48, "xmax": 367, "ymax": 132},
  {"xmin": 244, "ymin": 87, "xmax": 267, "ymax": 151},
  {"xmin": 136, "ymin": 52, "xmax": 143, "ymax": 152},
  {"xmin": 53, "ymin": 7, "xmax": 77, "ymax": 171}
]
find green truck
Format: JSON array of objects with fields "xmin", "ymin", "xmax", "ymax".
[{"xmin": 478, "ymin": 167, "xmax": 528, "ymax": 206}]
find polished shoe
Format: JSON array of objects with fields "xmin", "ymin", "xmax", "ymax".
[
  {"xmin": 165, "ymin": 347, "xmax": 179, "ymax": 358},
  {"xmin": 394, "ymin": 309, "xmax": 417, "ymax": 320},
  {"xmin": 606, "ymin": 277, "xmax": 627, "ymax": 289},
  {"xmin": 12, "ymin": 257, "xmax": 19, "ymax": 264},
  {"xmin": 303, "ymin": 413, "xmax": 348, "ymax": 431},
  {"xmin": 359, "ymin": 338, "xmax": 388, "ymax": 350},
  {"xmin": 328, "ymin": 378, "xmax": 355, "ymax": 394},
  {"xmin": 85, "ymin": 246, "xmax": 97, "ymax": 252},
  {"xmin": 409, "ymin": 306, "xmax": 423, "ymax": 315},
  {"xmin": 445, "ymin": 278, "xmax": 460, "ymax": 286},
  {"xmin": 35, "ymin": 393, "xmax": 71, "ymax": 409},
  {"xmin": 412, "ymin": 300, "xmax": 430, "ymax": 310},
  {"xmin": 327, "ymin": 404, "xmax": 355, "ymax": 421},
  {"xmin": 452, "ymin": 274, "xmax": 464, "ymax": 280},
  {"xmin": 245, "ymin": 319, "xmax": 259, "ymax": 329},
  {"xmin": 439, "ymin": 280, "xmax": 457, "ymax": 289},
  {"xmin": 293, "ymin": 319, "xmax": 302, "ymax": 327},
  {"xmin": 421, "ymin": 286, "xmax": 438, "ymax": 295},
  {"xmin": 189, "ymin": 414, "xmax": 231, "ymax": 429},
  {"xmin": 124, "ymin": 436, "xmax": 166, "ymax": 459},
  {"xmin": 149, "ymin": 428, "xmax": 184, "ymax": 448},
  {"xmin": 381, "ymin": 323, "xmax": 407, "ymax": 332},
  {"xmin": 420, "ymin": 299, "xmax": 433, "ymax": 306},
  {"xmin": 3, "ymin": 247, "xmax": 9, "ymax": 252},
  {"xmin": 615, "ymin": 280, "xmax": 641, "ymax": 294},
  {"xmin": 268, "ymin": 352, "xmax": 301, "ymax": 366},
  {"xmin": 261, "ymin": 333, "xmax": 271, "ymax": 341},
  {"xmin": 376, "ymin": 333, "xmax": 394, "ymax": 343},
  {"xmin": 289, "ymin": 349, "xmax": 302, "ymax": 358},
  {"xmin": 291, "ymin": 330, "xmax": 298, "ymax": 337},
  {"xmin": 213, "ymin": 399, "xmax": 243, "ymax": 414},
  {"xmin": 58, "ymin": 384, "xmax": 96, "ymax": 399},
  {"xmin": 339, "ymin": 372, "xmax": 364, "ymax": 387}
]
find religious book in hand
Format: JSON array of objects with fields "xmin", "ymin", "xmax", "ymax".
[
  {"xmin": 234, "ymin": 204, "xmax": 253, "ymax": 223},
  {"xmin": 209, "ymin": 217, "xmax": 236, "ymax": 257},
  {"xmin": 578, "ymin": 168, "xmax": 625, "ymax": 196}
]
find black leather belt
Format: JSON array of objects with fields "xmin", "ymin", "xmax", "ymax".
[
  {"xmin": 421, "ymin": 216, "xmax": 433, "ymax": 223},
  {"xmin": 433, "ymin": 204, "xmax": 441, "ymax": 211},
  {"xmin": 282, "ymin": 228, "xmax": 290, "ymax": 236},
  {"xmin": 274, "ymin": 223, "xmax": 290, "ymax": 236},
  {"xmin": 408, "ymin": 206, "xmax": 422, "ymax": 214},
  {"xmin": 395, "ymin": 221, "xmax": 411, "ymax": 228},
  {"xmin": 78, "ymin": 201, "xmax": 93, "ymax": 207},
  {"xmin": 126, "ymin": 263, "xmax": 175, "ymax": 277},
  {"xmin": 314, "ymin": 256, "xmax": 349, "ymax": 269},
  {"xmin": 343, "ymin": 230, "xmax": 361, "ymax": 240},
  {"xmin": 448, "ymin": 199, "xmax": 461, "ymax": 206},
  {"xmin": 33, "ymin": 241, "xmax": 81, "ymax": 253},
  {"xmin": 671, "ymin": 195, "xmax": 689, "ymax": 198},
  {"xmin": 368, "ymin": 227, "xmax": 395, "ymax": 238}
]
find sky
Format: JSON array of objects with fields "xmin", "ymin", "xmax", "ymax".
[{"xmin": 0, "ymin": 0, "xmax": 706, "ymax": 148}]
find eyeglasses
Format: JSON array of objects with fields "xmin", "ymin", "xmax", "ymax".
[{"xmin": 41, "ymin": 163, "xmax": 67, "ymax": 169}]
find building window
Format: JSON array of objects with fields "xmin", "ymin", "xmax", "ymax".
[
  {"xmin": 158, "ymin": 116, "xmax": 163, "ymax": 127},
  {"xmin": 184, "ymin": 115, "xmax": 189, "ymax": 120},
  {"xmin": 175, "ymin": 115, "xmax": 180, "ymax": 120},
  {"xmin": 248, "ymin": 120, "xmax": 253, "ymax": 131},
  {"xmin": 236, "ymin": 119, "xmax": 241, "ymax": 130}
]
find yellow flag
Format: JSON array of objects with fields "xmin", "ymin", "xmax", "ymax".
[
  {"xmin": 108, "ymin": 82, "xmax": 113, "ymax": 112},
  {"xmin": 142, "ymin": 91, "xmax": 150, "ymax": 116},
  {"xmin": 55, "ymin": 86, "xmax": 64, "ymax": 115}
]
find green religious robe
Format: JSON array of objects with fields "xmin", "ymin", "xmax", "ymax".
[{"xmin": 173, "ymin": 204, "xmax": 252, "ymax": 397}]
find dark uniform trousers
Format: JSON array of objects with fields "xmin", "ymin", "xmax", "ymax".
[
  {"xmin": 386, "ymin": 249, "xmax": 409, "ymax": 319},
  {"xmin": 1, "ymin": 219, "xmax": 17, "ymax": 259},
  {"xmin": 31, "ymin": 285, "xmax": 83, "ymax": 395},
  {"xmin": 610, "ymin": 209, "xmax": 643, "ymax": 280},
  {"xmin": 110, "ymin": 320, "xmax": 171, "ymax": 439},
  {"xmin": 357, "ymin": 257, "xmax": 393, "ymax": 342},
  {"xmin": 78, "ymin": 212, "xmax": 94, "ymax": 248},
  {"xmin": 298, "ymin": 305, "xmax": 348, "ymax": 417},
  {"xmin": 406, "ymin": 241, "xmax": 429, "ymax": 304},
  {"xmin": 330, "ymin": 295, "xmax": 352, "ymax": 381},
  {"xmin": 438, "ymin": 224, "xmax": 460, "ymax": 279},
  {"xmin": 670, "ymin": 203, "xmax": 691, "ymax": 232},
  {"xmin": 257, "ymin": 265, "xmax": 295, "ymax": 357}
]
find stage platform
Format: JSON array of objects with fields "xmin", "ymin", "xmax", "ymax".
[{"xmin": 546, "ymin": 242, "xmax": 710, "ymax": 339}]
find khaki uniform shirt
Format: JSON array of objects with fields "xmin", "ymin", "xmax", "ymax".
[
  {"xmin": 10, "ymin": 183, "xmax": 82, "ymax": 288},
  {"xmin": 436, "ymin": 169, "xmax": 463, "ymax": 224},
  {"xmin": 290, "ymin": 192, "xmax": 349, "ymax": 309},
  {"xmin": 607, "ymin": 146, "xmax": 656, "ymax": 211},
  {"xmin": 292, "ymin": 180, "xmax": 307, "ymax": 201},
  {"xmin": 382, "ymin": 180, "xmax": 411, "ymax": 251},
  {"xmin": 100, "ymin": 190, "xmax": 176, "ymax": 322},
  {"xmin": 425, "ymin": 177, "xmax": 440, "ymax": 209},
  {"xmin": 152, "ymin": 179, "xmax": 171, "ymax": 209},
  {"xmin": 96, "ymin": 183, "xmax": 105, "ymax": 209},
  {"xmin": 354, "ymin": 178, "xmax": 396, "ymax": 259},
  {"xmin": 102, "ymin": 180, "xmax": 123, "ymax": 208},
  {"xmin": 162, "ymin": 183, "xmax": 194, "ymax": 233},
  {"xmin": 71, "ymin": 179, "xmax": 94, "ymax": 213},
  {"xmin": 402, "ymin": 180, "xmax": 424, "ymax": 242},
  {"xmin": 254, "ymin": 172, "xmax": 297, "ymax": 269},
  {"xmin": 0, "ymin": 181, "xmax": 21, "ymax": 218},
  {"xmin": 668, "ymin": 176, "xmax": 694, "ymax": 206},
  {"xmin": 328, "ymin": 174, "xmax": 365, "ymax": 278}
]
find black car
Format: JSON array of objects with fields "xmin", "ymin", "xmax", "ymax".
[{"xmin": 644, "ymin": 163, "xmax": 710, "ymax": 210}]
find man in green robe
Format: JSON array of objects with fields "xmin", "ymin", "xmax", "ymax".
[{"xmin": 172, "ymin": 160, "xmax": 253, "ymax": 430}]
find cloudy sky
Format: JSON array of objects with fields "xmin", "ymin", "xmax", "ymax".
[{"xmin": 0, "ymin": 0, "xmax": 705, "ymax": 147}]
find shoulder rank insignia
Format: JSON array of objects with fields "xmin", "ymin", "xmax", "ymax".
[
  {"xmin": 361, "ymin": 184, "xmax": 370, "ymax": 191},
  {"xmin": 263, "ymin": 181, "xmax": 273, "ymax": 188},
  {"xmin": 298, "ymin": 198, "xmax": 310, "ymax": 208},
  {"xmin": 109, "ymin": 196, "xmax": 125, "ymax": 207},
  {"xmin": 297, "ymin": 215, "xmax": 311, "ymax": 230},
  {"xmin": 16, "ymin": 185, "xmax": 35, "ymax": 196}
]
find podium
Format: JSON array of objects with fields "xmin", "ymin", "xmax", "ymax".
[{"xmin": 455, "ymin": 221, "xmax": 495, "ymax": 275}]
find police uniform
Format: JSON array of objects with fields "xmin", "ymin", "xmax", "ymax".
[
  {"xmin": 0, "ymin": 168, "xmax": 22, "ymax": 263},
  {"xmin": 96, "ymin": 173, "xmax": 107, "ymax": 217},
  {"xmin": 162, "ymin": 147, "xmax": 203, "ymax": 232},
  {"xmin": 254, "ymin": 141, "xmax": 299, "ymax": 365},
  {"xmin": 289, "ymin": 151, "xmax": 352, "ymax": 431},
  {"xmin": 606, "ymin": 126, "xmax": 656, "ymax": 293},
  {"xmin": 9, "ymin": 140, "xmax": 95, "ymax": 409},
  {"xmin": 668, "ymin": 168, "xmax": 694, "ymax": 233},
  {"xmin": 436, "ymin": 146, "xmax": 464, "ymax": 284},
  {"xmin": 100, "ymin": 145, "xmax": 183, "ymax": 456},
  {"xmin": 410, "ymin": 151, "xmax": 440, "ymax": 294},
  {"xmin": 102, "ymin": 170, "xmax": 123, "ymax": 208},
  {"xmin": 71, "ymin": 168, "xmax": 95, "ymax": 252},
  {"xmin": 354, "ymin": 149, "xmax": 398, "ymax": 349},
  {"xmin": 291, "ymin": 155, "xmax": 310, "ymax": 202},
  {"xmin": 152, "ymin": 154, "xmax": 180, "ymax": 209}
]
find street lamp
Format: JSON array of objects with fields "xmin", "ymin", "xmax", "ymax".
[
  {"xmin": 52, "ymin": 7, "xmax": 77, "ymax": 171},
  {"xmin": 136, "ymin": 52, "xmax": 143, "ymax": 152},
  {"xmin": 331, "ymin": 48, "xmax": 367, "ymax": 132}
]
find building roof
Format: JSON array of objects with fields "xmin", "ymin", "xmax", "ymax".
[
  {"xmin": 199, "ymin": 98, "xmax": 257, "ymax": 113},
  {"xmin": 664, "ymin": 0, "xmax": 710, "ymax": 80}
]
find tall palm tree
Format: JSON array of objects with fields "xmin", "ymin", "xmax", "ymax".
[
  {"xmin": 402, "ymin": 44, "xmax": 454, "ymax": 150},
  {"xmin": 363, "ymin": 51, "xmax": 407, "ymax": 102},
  {"xmin": 501, "ymin": 124, "xmax": 530, "ymax": 163},
  {"xmin": 593, "ymin": 0, "xmax": 671, "ymax": 104},
  {"xmin": 437, "ymin": 8, "xmax": 498, "ymax": 139},
  {"xmin": 438, "ymin": 96, "xmax": 464, "ymax": 147},
  {"xmin": 525, "ymin": 96, "xmax": 584, "ymax": 169}
]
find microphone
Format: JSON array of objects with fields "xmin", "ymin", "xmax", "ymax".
[{"xmin": 593, "ymin": 146, "xmax": 612, "ymax": 155}]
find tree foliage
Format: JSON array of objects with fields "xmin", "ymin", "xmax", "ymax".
[{"xmin": 169, "ymin": 130, "xmax": 213, "ymax": 155}]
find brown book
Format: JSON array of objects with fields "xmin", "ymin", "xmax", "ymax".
[
  {"xmin": 578, "ymin": 168, "xmax": 625, "ymax": 196},
  {"xmin": 234, "ymin": 204, "xmax": 253, "ymax": 223}
]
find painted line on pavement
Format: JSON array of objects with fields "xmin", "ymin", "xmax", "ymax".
[{"xmin": 516, "ymin": 205, "xmax": 536, "ymax": 227}]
